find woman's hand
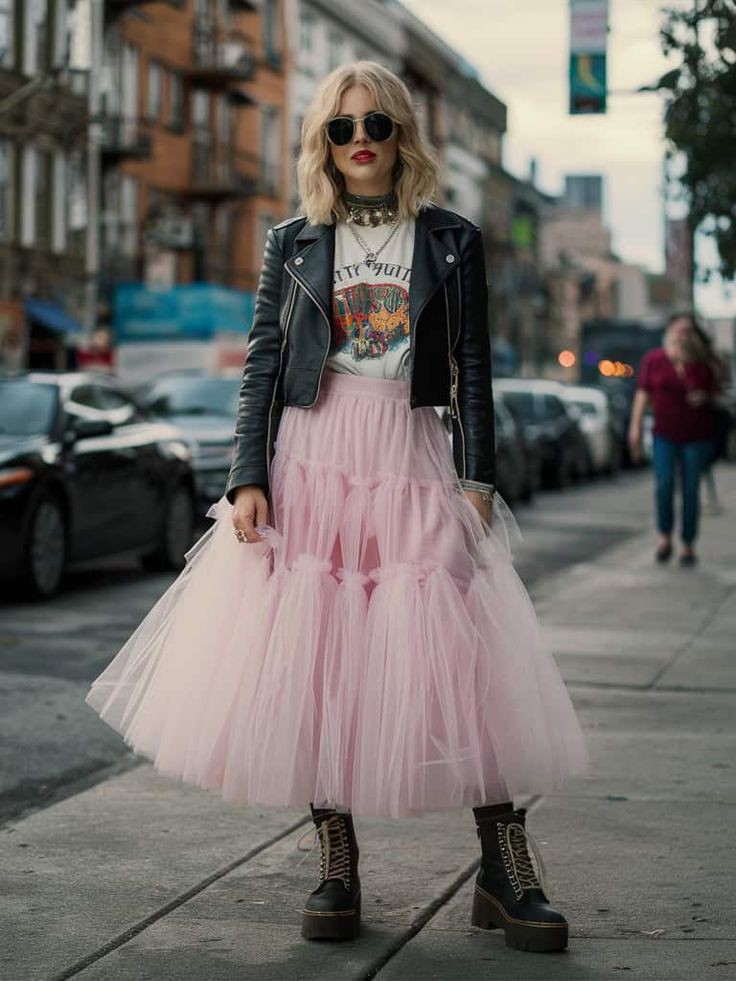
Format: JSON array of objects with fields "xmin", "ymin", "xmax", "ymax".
[
  {"xmin": 232, "ymin": 484, "xmax": 270, "ymax": 543},
  {"xmin": 627, "ymin": 427, "xmax": 642, "ymax": 464},
  {"xmin": 464, "ymin": 489, "xmax": 493, "ymax": 527}
]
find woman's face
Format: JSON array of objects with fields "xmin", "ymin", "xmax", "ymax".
[{"xmin": 328, "ymin": 84, "xmax": 399, "ymax": 196}]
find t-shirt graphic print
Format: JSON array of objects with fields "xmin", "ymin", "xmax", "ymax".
[{"xmin": 325, "ymin": 217, "xmax": 415, "ymax": 381}]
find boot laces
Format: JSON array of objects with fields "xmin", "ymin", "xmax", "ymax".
[
  {"xmin": 498, "ymin": 821, "xmax": 546, "ymax": 900},
  {"xmin": 296, "ymin": 814, "xmax": 352, "ymax": 888}
]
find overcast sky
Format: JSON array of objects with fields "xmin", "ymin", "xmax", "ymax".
[{"xmin": 401, "ymin": 0, "xmax": 734, "ymax": 318}]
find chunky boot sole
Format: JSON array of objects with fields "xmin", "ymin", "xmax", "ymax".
[
  {"xmin": 471, "ymin": 885, "xmax": 568, "ymax": 953},
  {"xmin": 301, "ymin": 900, "xmax": 361, "ymax": 941}
]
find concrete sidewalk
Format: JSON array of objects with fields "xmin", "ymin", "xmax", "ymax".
[{"xmin": 3, "ymin": 468, "xmax": 736, "ymax": 981}]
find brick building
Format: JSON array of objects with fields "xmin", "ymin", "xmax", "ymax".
[{"xmin": 102, "ymin": 0, "xmax": 289, "ymax": 299}]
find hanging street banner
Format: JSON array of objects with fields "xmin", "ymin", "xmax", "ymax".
[{"xmin": 569, "ymin": 0, "xmax": 608, "ymax": 115}]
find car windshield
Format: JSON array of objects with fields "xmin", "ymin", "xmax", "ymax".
[
  {"xmin": 0, "ymin": 380, "xmax": 58, "ymax": 435},
  {"xmin": 571, "ymin": 399, "xmax": 598, "ymax": 416},
  {"xmin": 500, "ymin": 391, "xmax": 536, "ymax": 423},
  {"xmin": 142, "ymin": 377, "xmax": 240, "ymax": 418}
]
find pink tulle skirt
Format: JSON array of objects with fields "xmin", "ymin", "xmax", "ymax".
[{"xmin": 85, "ymin": 369, "xmax": 588, "ymax": 817}]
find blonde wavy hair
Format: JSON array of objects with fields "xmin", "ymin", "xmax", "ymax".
[{"xmin": 296, "ymin": 61, "xmax": 441, "ymax": 225}]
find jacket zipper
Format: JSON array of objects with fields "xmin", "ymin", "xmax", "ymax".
[
  {"xmin": 285, "ymin": 265, "xmax": 332, "ymax": 409},
  {"xmin": 265, "ymin": 276, "xmax": 298, "ymax": 478},
  {"xmin": 444, "ymin": 278, "xmax": 466, "ymax": 479}
]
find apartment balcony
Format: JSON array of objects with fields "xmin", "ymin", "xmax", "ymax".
[
  {"xmin": 0, "ymin": 72, "xmax": 87, "ymax": 143},
  {"xmin": 100, "ymin": 115, "xmax": 152, "ymax": 163},
  {"xmin": 185, "ymin": 23, "xmax": 256, "ymax": 88},
  {"xmin": 182, "ymin": 142, "xmax": 259, "ymax": 201}
]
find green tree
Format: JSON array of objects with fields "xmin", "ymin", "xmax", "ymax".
[{"xmin": 647, "ymin": 1, "xmax": 736, "ymax": 281}]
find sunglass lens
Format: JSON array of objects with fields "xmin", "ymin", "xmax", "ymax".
[
  {"xmin": 364, "ymin": 112, "xmax": 394, "ymax": 142},
  {"xmin": 327, "ymin": 117, "xmax": 354, "ymax": 146}
]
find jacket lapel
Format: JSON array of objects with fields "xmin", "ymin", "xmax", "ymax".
[
  {"xmin": 282, "ymin": 204, "xmax": 462, "ymax": 330},
  {"xmin": 284, "ymin": 220, "xmax": 335, "ymax": 325},
  {"xmin": 409, "ymin": 205, "xmax": 463, "ymax": 329}
]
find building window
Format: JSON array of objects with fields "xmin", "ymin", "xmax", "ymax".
[
  {"xmin": 168, "ymin": 70, "xmax": 184, "ymax": 131},
  {"xmin": 263, "ymin": 0, "xmax": 279, "ymax": 65},
  {"xmin": 120, "ymin": 176, "xmax": 139, "ymax": 257},
  {"xmin": 192, "ymin": 88, "xmax": 209, "ymax": 132},
  {"xmin": 35, "ymin": 148, "xmax": 52, "ymax": 250},
  {"xmin": 52, "ymin": 0, "xmax": 68, "ymax": 70},
  {"xmin": 21, "ymin": 146, "xmax": 36, "ymax": 247},
  {"xmin": 0, "ymin": 0, "xmax": 14, "ymax": 69},
  {"xmin": 212, "ymin": 204, "xmax": 232, "ymax": 282},
  {"xmin": 122, "ymin": 43, "xmax": 139, "ymax": 121},
  {"xmin": 261, "ymin": 106, "xmax": 280, "ymax": 197},
  {"xmin": 217, "ymin": 93, "xmax": 232, "ymax": 144},
  {"xmin": 0, "ymin": 139, "xmax": 13, "ymax": 242},
  {"xmin": 24, "ymin": 0, "xmax": 48, "ymax": 75},
  {"xmin": 146, "ymin": 60, "xmax": 162, "ymax": 120},
  {"xmin": 52, "ymin": 151, "xmax": 66, "ymax": 252},
  {"xmin": 66, "ymin": 149, "xmax": 86, "ymax": 256}
]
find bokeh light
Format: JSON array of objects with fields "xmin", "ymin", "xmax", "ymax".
[{"xmin": 558, "ymin": 349, "xmax": 576, "ymax": 368}]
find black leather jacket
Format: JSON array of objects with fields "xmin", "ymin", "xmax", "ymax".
[{"xmin": 225, "ymin": 202, "xmax": 495, "ymax": 504}]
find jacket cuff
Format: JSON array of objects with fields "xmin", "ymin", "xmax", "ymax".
[
  {"xmin": 458, "ymin": 478, "xmax": 496, "ymax": 496},
  {"xmin": 225, "ymin": 469, "xmax": 269, "ymax": 505}
]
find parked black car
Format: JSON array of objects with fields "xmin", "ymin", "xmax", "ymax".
[
  {"xmin": 493, "ymin": 394, "xmax": 537, "ymax": 504},
  {"xmin": 494, "ymin": 379, "xmax": 589, "ymax": 489},
  {"xmin": 135, "ymin": 372, "xmax": 239, "ymax": 512},
  {"xmin": 495, "ymin": 391, "xmax": 541, "ymax": 503},
  {"xmin": 0, "ymin": 373, "xmax": 197, "ymax": 598}
]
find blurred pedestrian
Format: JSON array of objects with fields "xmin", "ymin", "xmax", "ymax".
[
  {"xmin": 628, "ymin": 312, "xmax": 718, "ymax": 565},
  {"xmin": 85, "ymin": 62, "xmax": 587, "ymax": 955}
]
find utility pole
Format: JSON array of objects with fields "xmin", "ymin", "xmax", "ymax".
[{"xmin": 84, "ymin": 0, "xmax": 103, "ymax": 335}]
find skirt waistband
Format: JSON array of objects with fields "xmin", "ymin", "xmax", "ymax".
[{"xmin": 321, "ymin": 368, "xmax": 410, "ymax": 401}]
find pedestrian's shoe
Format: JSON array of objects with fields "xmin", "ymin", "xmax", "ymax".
[
  {"xmin": 471, "ymin": 803, "xmax": 568, "ymax": 953},
  {"xmin": 655, "ymin": 541, "xmax": 672, "ymax": 563},
  {"xmin": 301, "ymin": 805, "xmax": 361, "ymax": 941}
]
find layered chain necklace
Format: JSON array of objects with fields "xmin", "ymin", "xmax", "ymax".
[{"xmin": 343, "ymin": 191, "xmax": 400, "ymax": 271}]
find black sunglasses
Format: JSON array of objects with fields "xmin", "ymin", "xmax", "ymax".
[{"xmin": 325, "ymin": 111, "xmax": 397, "ymax": 147}]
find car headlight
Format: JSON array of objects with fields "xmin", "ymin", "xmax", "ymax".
[{"xmin": 158, "ymin": 440, "xmax": 191, "ymax": 462}]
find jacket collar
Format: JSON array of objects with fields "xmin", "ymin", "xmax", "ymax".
[{"xmin": 285, "ymin": 204, "xmax": 463, "ymax": 327}]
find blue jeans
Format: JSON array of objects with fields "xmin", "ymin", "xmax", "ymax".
[{"xmin": 652, "ymin": 435, "xmax": 712, "ymax": 545}]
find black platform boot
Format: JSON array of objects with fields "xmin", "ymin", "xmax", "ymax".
[
  {"xmin": 471, "ymin": 803, "xmax": 568, "ymax": 952},
  {"xmin": 301, "ymin": 805, "xmax": 361, "ymax": 941}
]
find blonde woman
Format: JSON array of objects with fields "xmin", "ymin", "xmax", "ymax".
[{"xmin": 86, "ymin": 63, "xmax": 587, "ymax": 955}]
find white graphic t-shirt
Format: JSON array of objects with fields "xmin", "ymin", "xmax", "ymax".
[{"xmin": 325, "ymin": 217, "xmax": 415, "ymax": 380}]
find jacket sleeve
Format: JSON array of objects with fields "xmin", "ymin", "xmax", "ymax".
[
  {"xmin": 224, "ymin": 227, "xmax": 284, "ymax": 504},
  {"xmin": 453, "ymin": 227, "xmax": 496, "ymax": 491}
]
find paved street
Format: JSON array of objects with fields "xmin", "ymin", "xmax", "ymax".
[{"xmin": 2, "ymin": 467, "xmax": 735, "ymax": 981}]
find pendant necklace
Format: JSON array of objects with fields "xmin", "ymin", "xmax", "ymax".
[{"xmin": 345, "ymin": 218, "xmax": 400, "ymax": 271}]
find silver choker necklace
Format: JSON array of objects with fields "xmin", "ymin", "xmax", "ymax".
[{"xmin": 344, "ymin": 190, "xmax": 398, "ymax": 227}]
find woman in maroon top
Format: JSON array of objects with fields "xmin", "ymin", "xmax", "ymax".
[{"xmin": 628, "ymin": 313, "xmax": 717, "ymax": 565}]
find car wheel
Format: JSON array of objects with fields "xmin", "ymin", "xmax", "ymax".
[
  {"xmin": 141, "ymin": 484, "xmax": 195, "ymax": 572},
  {"xmin": 21, "ymin": 494, "xmax": 67, "ymax": 598}
]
